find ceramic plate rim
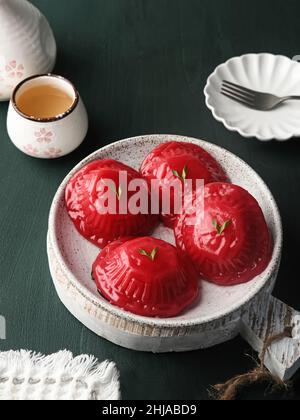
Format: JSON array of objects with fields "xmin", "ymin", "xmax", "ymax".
[
  {"xmin": 48, "ymin": 134, "xmax": 283, "ymax": 328},
  {"xmin": 204, "ymin": 53, "xmax": 300, "ymax": 141}
]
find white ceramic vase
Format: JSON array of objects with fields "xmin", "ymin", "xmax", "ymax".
[{"xmin": 0, "ymin": 0, "xmax": 56, "ymax": 101}]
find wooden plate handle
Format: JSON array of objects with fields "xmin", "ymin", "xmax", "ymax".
[{"xmin": 240, "ymin": 293, "xmax": 300, "ymax": 381}]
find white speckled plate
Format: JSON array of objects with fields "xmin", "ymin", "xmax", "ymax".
[
  {"xmin": 204, "ymin": 53, "xmax": 300, "ymax": 141},
  {"xmin": 47, "ymin": 135, "xmax": 282, "ymax": 352}
]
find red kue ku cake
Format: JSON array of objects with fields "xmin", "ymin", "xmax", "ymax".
[
  {"xmin": 175, "ymin": 182, "xmax": 273, "ymax": 286},
  {"xmin": 92, "ymin": 237, "xmax": 200, "ymax": 318},
  {"xmin": 140, "ymin": 141, "xmax": 228, "ymax": 228},
  {"xmin": 65, "ymin": 159, "xmax": 158, "ymax": 248}
]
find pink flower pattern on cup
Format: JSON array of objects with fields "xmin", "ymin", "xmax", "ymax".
[
  {"xmin": 43, "ymin": 147, "xmax": 62, "ymax": 159},
  {"xmin": 5, "ymin": 61, "xmax": 24, "ymax": 79},
  {"xmin": 35, "ymin": 128, "xmax": 53, "ymax": 144},
  {"xmin": 23, "ymin": 129, "xmax": 61, "ymax": 158},
  {"xmin": 23, "ymin": 144, "xmax": 40, "ymax": 157},
  {"xmin": 0, "ymin": 61, "xmax": 25, "ymax": 98}
]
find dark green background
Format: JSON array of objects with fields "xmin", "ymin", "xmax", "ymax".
[{"xmin": 1, "ymin": 0, "xmax": 300, "ymax": 400}]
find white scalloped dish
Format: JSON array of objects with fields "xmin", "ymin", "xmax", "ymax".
[{"xmin": 204, "ymin": 53, "xmax": 300, "ymax": 141}]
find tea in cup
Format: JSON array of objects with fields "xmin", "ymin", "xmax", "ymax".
[{"xmin": 7, "ymin": 74, "xmax": 88, "ymax": 158}]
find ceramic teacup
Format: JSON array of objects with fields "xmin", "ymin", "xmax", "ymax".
[{"xmin": 7, "ymin": 74, "xmax": 88, "ymax": 159}]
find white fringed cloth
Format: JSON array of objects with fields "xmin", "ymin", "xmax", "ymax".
[{"xmin": 0, "ymin": 350, "xmax": 120, "ymax": 400}]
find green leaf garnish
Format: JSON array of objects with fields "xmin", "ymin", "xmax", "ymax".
[
  {"xmin": 212, "ymin": 219, "xmax": 232, "ymax": 235},
  {"xmin": 139, "ymin": 248, "xmax": 159, "ymax": 261},
  {"xmin": 112, "ymin": 184, "xmax": 122, "ymax": 200},
  {"xmin": 219, "ymin": 220, "xmax": 232, "ymax": 235},
  {"xmin": 212, "ymin": 219, "xmax": 219, "ymax": 230},
  {"xmin": 139, "ymin": 250, "xmax": 149, "ymax": 257},
  {"xmin": 172, "ymin": 165, "xmax": 188, "ymax": 182},
  {"xmin": 182, "ymin": 165, "xmax": 188, "ymax": 181},
  {"xmin": 150, "ymin": 247, "xmax": 159, "ymax": 261},
  {"xmin": 117, "ymin": 185, "xmax": 122, "ymax": 200}
]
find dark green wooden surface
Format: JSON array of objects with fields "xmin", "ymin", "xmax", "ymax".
[{"xmin": 1, "ymin": 0, "xmax": 300, "ymax": 400}]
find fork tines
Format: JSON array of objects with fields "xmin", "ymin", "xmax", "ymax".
[{"xmin": 221, "ymin": 80, "xmax": 255, "ymax": 107}]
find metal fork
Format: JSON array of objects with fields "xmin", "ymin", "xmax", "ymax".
[{"xmin": 221, "ymin": 80, "xmax": 300, "ymax": 111}]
